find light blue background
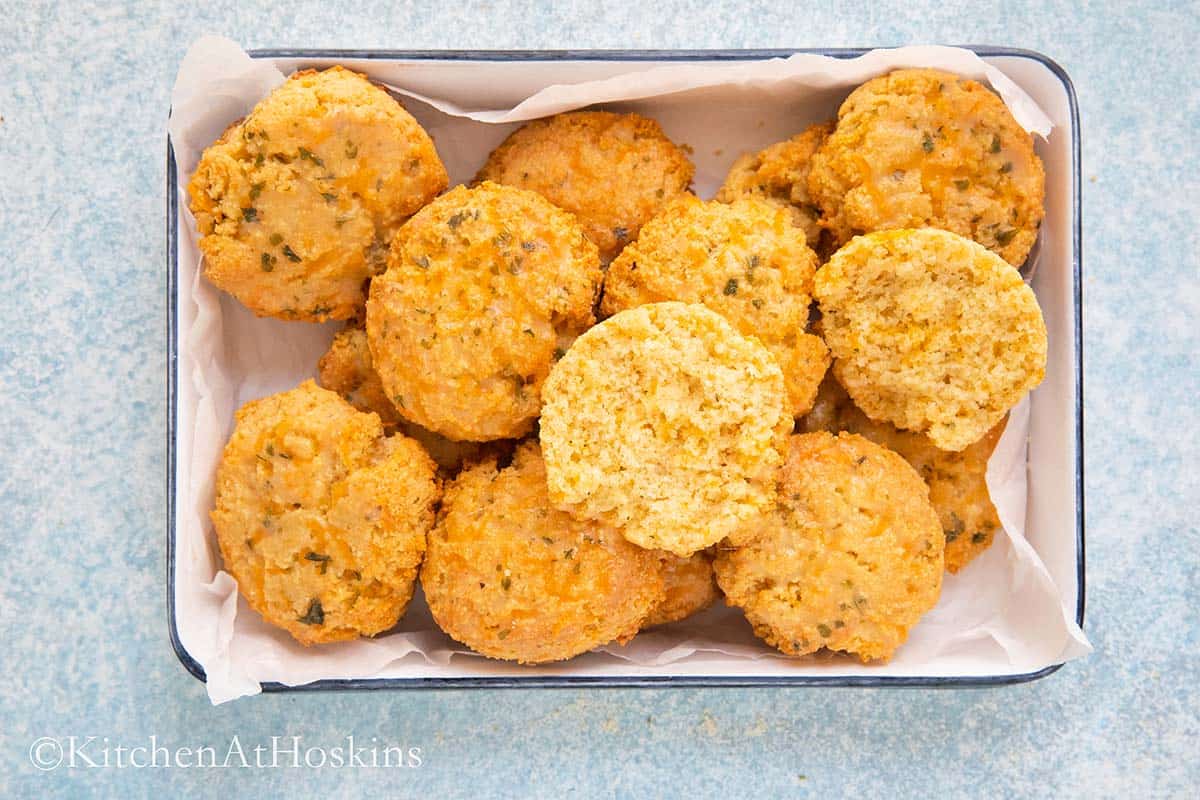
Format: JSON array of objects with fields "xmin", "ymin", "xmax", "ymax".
[{"xmin": 1, "ymin": 1, "xmax": 1196, "ymax": 797}]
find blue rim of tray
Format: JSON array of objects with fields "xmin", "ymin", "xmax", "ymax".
[{"xmin": 166, "ymin": 46, "xmax": 1085, "ymax": 691}]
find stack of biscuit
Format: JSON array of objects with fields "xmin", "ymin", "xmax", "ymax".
[{"xmin": 192, "ymin": 66, "xmax": 1047, "ymax": 664}]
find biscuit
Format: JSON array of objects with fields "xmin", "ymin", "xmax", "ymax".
[
  {"xmin": 814, "ymin": 228, "xmax": 1046, "ymax": 451},
  {"xmin": 807, "ymin": 69, "xmax": 1045, "ymax": 266},
  {"xmin": 211, "ymin": 380, "xmax": 440, "ymax": 645},
  {"xmin": 644, "ymin": 550, "xmax": 722, "ymax": 628},
  {"xmin": 602, "ymin": 196, "xmax": 829, "ymax": 416},
  {"xmin": 422, "ymin": 442, "xmax": 662, "ymax": 663},
  {"xmin": 366, "ymin": 182, "xmax": 602, "ymax": 442},
  {"xmin": 476, "ymin": 111, "xmax": 694, "ymax": 262},
  {"xmin": 802, "ymin": 377, "xmax": 1005, "ymax": 572},
  {"xmin": 715, "ymin": 121, "xmax": 834, "ymax": 250},
  {"xmin": 187, "ymin": 67, "xmax": 448, "ymax": 321},
  {"xmin": 540, "ymin": 302, "xmax": 791, "ymax": 557},
  {"xmin": 715, "ymin": 432, "xmax": 943, "ymax": 662}
]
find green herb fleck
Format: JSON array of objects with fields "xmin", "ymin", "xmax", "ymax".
[
  {"xmin": 999, "ymin": 161, "xmax": 1013, "ymax": 174},
  {"xmin": 414, "ymin": 255, "xmax": 430, "ymax": 270},
  {"xmin": 255, "ymin": 153, "xmax": 265, "ymax": 167},
  {"xmin": 922, "ymin": 132, "xmax": 935, "ymax": 153},
  {"xmin": 269, "ymin": 232, "xmax": 283, "ymax": 245},
  {"xmin": 953, "ymin": 179, "xmax": 970, "ymax": 190},
  {"xmin": 260, "ymin": 252, "xmax": 275, "ymax": 272},
  {"xmin": 751, "ymin": 298, "xmax": 764, "ymax": 309},
  {"xmin": 501, "ymin": 576, "xmax": 511, "ymax": 591},
  {"xmin": 242, "ymin": 207, "xmax": 258, "ymax": 223},
  {"xmin": 723, "ymin": 278, "xmax": 738, "ymax": 296},
  {"xmin": 563, "ymin": 547, "xmax": 575, "ymax": 560},
  {"xmin": 447, "ymin": 211, "xmax": 468, "ymax": 229},
  {"xmin": 817, "ymin": 624, "xmax": 832, "ymax": 638},
  {"xmin": 613, "ymin": 226, "xmax": 629, "ymax": 240},
  {"xmin": 321, "ymin": 192, "xmax": 337, "ymax": 203},
  {"xmin": 553, "ymin": 347, "xmax": 566, "ymax": 360},
  {"xmin": 249, "ymin": 182, "xmax": 264, "ymax": 200},
  {"xmin": 298, "ymin": 147, "xmax": 324, "ymax": 167},
  {"xmin": 282, "ymin": 244, "xmax": 301, "ymax": 262},
  {"xmin": 945, "ymin": 513, "xmax": 965, "ymax": 543},
  {"xmin": 298, "ymin": 598, "xmax": 325, "ymax": 625},
  {"xmin": 990, "ymin": 134, "xmax": 1002, "ymax": 153},
  {"xmin": 521, "ymin": 240, "xmax": 537, "ymax": 252},
  {"xmin": 305, "ymin": 552, "xmax": 332, "ymax": 574},
  {"xmin": 497, "ymin": 629, "xmax": 510, "ymax": 640},
  {"xmin": 344, "ymin": 140, "xmax": 358, "ymax": 159},
  {"xmin": 541, "ymin": 536, "xmax": 554, "ymax": 545},
  {"xmin": 522, "ymin": 328, "xmax": 535, "ymax": 337},
  {"xmin": 971, "ymin": 532, "xmax": 989, "ymax": 544},
  {"xmin": 995, "ymin": 228, "xmax": 1018, "ymax": 246}
]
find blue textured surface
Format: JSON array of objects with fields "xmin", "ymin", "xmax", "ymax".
[{"xmin": 1, "ymin": 1, "xmax": 1196, "ymax": 797}]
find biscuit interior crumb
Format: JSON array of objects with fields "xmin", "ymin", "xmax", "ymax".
[
  {"xmin": 541, "ymin": 302, "xmax": 790, "ymax": 557},
  {"xmin": 815, "ymin": 228, "xmax": 1046, "ymax": 451}
]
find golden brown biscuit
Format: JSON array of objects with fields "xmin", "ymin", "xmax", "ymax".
[
  {"xmin": 475, "ymin": 111, "xmax": 694, "ymax": 262},
  {"xmin": 188, "ymin": 67, "xmax": 448, "ymax": 321},
  {"xmin": 317, "ymin": 326, "xmax": 489, "ymax": 471},
  {"xmin": 802, "ymin": 377, "xmax": 1005, "ymax": 572},
  {"xmin": 715, "ymin": 432, "xmax": 944, "ymax": 662},
  {"xmin": 715, "ymin": 121, "xmax": 834, "ymax": 249},
  {"xmin": 808, "ymin": 69, "xmax": 1045, "ymax": 266},
  {"xmin": 644, "ymin": 550, "xmax": 721, "ymax": 628},
  {"xmin": 814, "ymin": 228, "xmax": 1046, "ymax": 451},
  {"xmin": 602, "ymin": 195, "xmax": 829, "ymax": 416},
  {"xmin": 422, "ymin": 442, "xmax": 662, "ymax": 663},
  {"xmin": 211, "ymin": 380, "xmax": 440, "ymax": 645},
  {"xmin": 366, "ymin": 182, "xmax": 602, "ymax": 442},
  {"xmin": 540, "ymin": 302, "xmax": 791, "ymax": 557}
]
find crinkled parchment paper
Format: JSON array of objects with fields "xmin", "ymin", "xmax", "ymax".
[{"xmin": 169, "ymin": 36, "xmax": 1089, "ymax": 703}]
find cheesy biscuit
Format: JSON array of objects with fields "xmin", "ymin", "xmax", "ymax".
[
  {"xmin": 644, "ymin": 551, "xmax": 722, "ymax": 628},
  {"xmin": 422, "ymin": 442, "xmax": 662, "ymax": 663},
  {"xmin": 188, "ymin": 67, "xmax": 448, "ymax": 321},
  {"xmin": 814, "ymin": 228, "xmax": 1046, "ymax": 451},
  {"xmin": 476, "ymin": 111, "xmax": 694, "ymax": 262},
  {"xmin": 540, "ymin": 302, "xmax": 791, "ymax": 557},
  {"xmin": 807, "ymin": 69, "xmax": 1045, "ymax": 266},
  {"xmin": 715, "ymin": 432, "xmax": 943, "ymax": 662},
  {"xmin": 366, "ymin": 182, "xmax": 602, "ymax": 442},
  {"xmin": 211, "ymin": 380, "xmax": 440, "ymax": 645},
  {"xmin": 602, "ymin": 196, "xmax": 829, "ymax": 416},
  {"xmin": 715, "ymin": 121, "xmax": 834, "ymax": 250}
]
